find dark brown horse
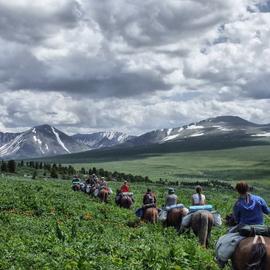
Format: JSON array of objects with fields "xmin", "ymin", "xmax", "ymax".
[
  {"xmin": 98, "ymin": 189, "xmax": 109, "ymax": 203},
  {"xmin": 166, "ymin": 208, "xmax": 185, "ymax": 230},
  {"xmin": 119, "ymin": 195, "xmax": 133, "ymax": 209},
  {"xmin": 143, "ymin": 207, "xmax": 158, "ymax": 224},
  {"xmin": 232, "ymin": 236, "xmax": 270, "ymax": 270},
  {"xmin": 191, "ymin": 210, "xmax": 214, "ymax": 248}
]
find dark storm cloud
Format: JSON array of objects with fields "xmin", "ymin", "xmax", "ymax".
[
  {"xmin": 87, "ymin": 0, "xmax": 234, "ymax": 48},
  {"xmin": 10, "ymin": 70, "xmax": 171, "ymax": 98},
  {"xmin": 0, "ymin": 1, "xmax": 82, "ymax": 44}
]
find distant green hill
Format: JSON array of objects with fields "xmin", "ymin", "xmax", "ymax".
[{"xmin": 41, "ymin": 133, "xmax": 269, "ymax": 164}]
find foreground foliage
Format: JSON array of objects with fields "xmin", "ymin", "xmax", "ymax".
[
  {"xmin": 0, "ymin": 173, "xmax": 270, "ymax": 270},
  {"xmin": 0, "ymin": 176, "xmax": 243, "ymax": 270}
]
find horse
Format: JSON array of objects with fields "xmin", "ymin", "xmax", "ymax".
[
  {"xmin": 166, "ymin": 208, "xmax": 185, "ymax": 230},
  {"xmin": 190, "ymin": 210, "xmax": 214, "ymax": 248},
  {"xmin": 232, "ymin": 236, "xmax": 270, "ymax": 270},
  {"xmin": 119, "ymin": 195, "xmax": 133, "ymax": 209},
  {"xmin": 143, "ymin": 207, "xmax": 158, "ymax": 224},
  {"xmin": 72, "ymin": 184, "xmax": 80, "ymax": 191},
  {"xmin": 98, "ymin": 188, "xmax": 109, "ymax": 203}
]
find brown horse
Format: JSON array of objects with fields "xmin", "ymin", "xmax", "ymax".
[
  {"xmin": 98, "ymin": 189, "xmax": 109, "ymax": 203},
  {"xmin": 119, "ymin": 195, "xmax": 133, "ymax": 209},
  {"xmin": 143, "ymin": 207, "xmax": 158, "ymax": 224},
  {"xmin": 191, "ymin": 210, "xmax": 214, "ymax": 248},
  {"xmin": 232, "ymin": 236, "xmax": 270, "ymax": 270},
  {"xmin": 166, "ymin": 208, "xmax": 185, "ymax": 230}
]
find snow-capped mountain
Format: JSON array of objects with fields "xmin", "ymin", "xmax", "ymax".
[
  {"xmin": 125, "ymin": 116, "xmax": 270, "ymax": 146},
  {"xmin": 0, "ymin": 132, "xmax": 21, "ymax": 147},
  {"xmin": 0, "ymin": 125, "xmax": 89, "ymax": 159},
  {"xmin": 1, "ymin": 116, "xmax": 270, "ymax": 159},
  {"xmin": 72, "ymin": 132, "xmax": 134, "ymax": 149}
]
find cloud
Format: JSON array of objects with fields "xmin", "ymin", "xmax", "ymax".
[
  {"xmin": 0, "ymin": 0, "xmax": 270, "ymax": 133},
  {"xmin": 0, "ymin": 90, "xmax": 269, "ymax": 135}
]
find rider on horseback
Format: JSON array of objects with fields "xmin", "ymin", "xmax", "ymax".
[
  {"xmin": 165, "ymin": 188, "xmax": 178, "ymax": 207},
  {"xmin": 233, "ymin": 181, "xmax": 270, "ymax": 227},
  {"xmin": 143, "ymin": 188, "xmax": 156, "ymax": 208},
  {"xmin": 120, "ymin": 181, "xmax": 129, "ymax": 193},
  {"xmin": 116, "ymin": 181, "xmax": 133, "ymax": 206},
  {"xmin": 192, "ymin": 185, "xmax": 206, "ymax": 206},
  {"xmin": 216, "ymin": 181, "xmax": 270, "ymax": 268}
]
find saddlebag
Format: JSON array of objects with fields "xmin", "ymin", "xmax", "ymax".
[{"xmin": 239, "ymin": 225, "xmax": 270, "ymax": 237}]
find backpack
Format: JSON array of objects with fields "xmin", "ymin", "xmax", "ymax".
[{"xmin": 144, "ymin": 193, "xmax": 154, "ymax": 204}]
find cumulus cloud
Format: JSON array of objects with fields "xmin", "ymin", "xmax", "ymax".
[{"xmin": 0, "ymin": 0, "xmax": 270, "ymax": 134}]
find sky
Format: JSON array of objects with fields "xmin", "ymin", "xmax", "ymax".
[{"xmin": 0, "ymin": 0, "xmax": 270, "ymax": 135}]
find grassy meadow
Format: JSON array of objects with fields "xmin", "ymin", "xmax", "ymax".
[
  {"xmin": 1, "ymin": 175, "xmax": 236, "ymax": 270},
  {"xmin": 72, "ymin": 145, "xmax": 270, "ymax": 193},
  {"xmin": 1, "ymin": 144, "xmax": 270, "ymax": 269}
]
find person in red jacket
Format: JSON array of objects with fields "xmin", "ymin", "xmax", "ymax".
[{"xmin": 120, "ymin": 181, "xmax": 129, "ymax": 193}]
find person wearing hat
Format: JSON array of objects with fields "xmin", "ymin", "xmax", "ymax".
[
  {"xmin": 120, "ymin": 180, "xmax": 129, "ymax": 193},
  {"xmin": 165, "ymin": 188, "xmax": 178, "ymax": 207}
]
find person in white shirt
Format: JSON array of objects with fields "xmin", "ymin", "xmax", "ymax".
[{"xmin": 192, "ymin": 185, "xmax": 206, "ymax": 205}]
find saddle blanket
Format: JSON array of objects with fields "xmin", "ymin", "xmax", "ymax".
[
  {"xmin": 122, "ymin": 192, "xmax": 133, "ymax": 196},
  {"xmin": 165, "ymin": 204, "xmax": 184, "ymax": 211},
  {"xmin": 189, "ymin": 204, "xmax": 213, "ymax": 213},
  {"xmin": 181, "ymin": 210, "xmax": 222, "ymax": 228}
]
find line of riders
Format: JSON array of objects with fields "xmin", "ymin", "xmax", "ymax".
[{"xmin": 72, "ymin": 175, "xmax": 270, "ymax": 270}]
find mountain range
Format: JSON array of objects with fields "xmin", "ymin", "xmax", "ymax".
[{"xmin": 1, "ymin": 116, "xmax": 270, "ymax": 159}]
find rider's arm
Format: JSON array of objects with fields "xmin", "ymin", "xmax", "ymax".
[{"xmin": 259, "ymin": 197, "xmax": 270, "ymax": 215}]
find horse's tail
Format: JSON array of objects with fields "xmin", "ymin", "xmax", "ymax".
[
  {"xmin": 99, "ymin": 190, "xmax": 107, "ymax": 202},
  {"xmin": 199, "ymin": 212, "xmax": 208, "ymax": 247},
  {"xmin": 144, "ymin": 208, "xmax": 157, "ymax": 223},
  {"xmin": 120, "ymin": 196, "xmax": 132, "ymax": 208},
  {"xmin": 247, "ymin": 242, "xmax": 267, "ymax": 270}
]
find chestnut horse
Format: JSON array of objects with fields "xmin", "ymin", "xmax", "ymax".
[
  {"xmin": 166, "ymin": 208, "xmax": 185, "ymax": 230},
  {"xmin": 119, "ymin": 195, "xmax": 133, "ymax": 209},
  {"xmin": 232, "ymin": 236, "xmax": 270, "ymax": 270},
  {"xmin": 191, "ymin": 210, "xmax": 214, "ymax": 248},
  {"xmin": 98, "ymin": 189, "xmax": 109, "ymax": 203},
  {"xmin": 143, "ymin": 207, "xmax": 158, "ymax": 224}
]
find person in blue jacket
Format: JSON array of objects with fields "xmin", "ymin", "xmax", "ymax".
[
  {"xmin": 216, "ymin": 181, "xmax": 270, "ymax": 268},
  {"xmin": 233, "ymin": 181, "xmax": 270, "ymax": 226}
]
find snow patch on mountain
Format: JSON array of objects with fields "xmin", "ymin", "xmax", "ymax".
[
  {"xmin": 0, "ymin": 134, "xmax": 24, "ymax": 156},
  {"xmin": 252, "ymin": 132, "xmax": 270, "ymax": 137},
  {"xmin": 187, "ymin": 125, "xmax": 204, "ymax": 130},
  {"xmin": 189, "ymin": 132, "xmax": 205, "ymax": 137},
  {"xmin": 33, "ymin": 135, "xmax": 42, "ymax": 145},
  {"xmin": 51, "ymin": 127, "xmax": 70, "ymax": 153},
  {"xmin": 167, "ymin": 129, "xmax": 172, "ymax": 136},
  {"xmin": 162, "ymin": 134, "xmax": 179, "ymax": 142}
]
